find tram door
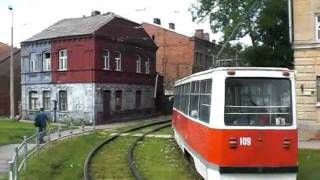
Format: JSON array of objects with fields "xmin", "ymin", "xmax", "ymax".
[{"xmin": 102, "ymin": 90, "xmax": 111, "ymax": 122}]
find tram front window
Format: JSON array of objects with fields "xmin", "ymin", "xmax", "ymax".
[{"xmin": 224, "ymin": 78, "xmax": 292, "ymax": 126}]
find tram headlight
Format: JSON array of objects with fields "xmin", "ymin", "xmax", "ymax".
[
  {"xmin": 229, "ymin": 137, "xmax": 238, "ymax": 149},
  {"xmin": 282, "ymin": 138, "xmax": 291, "ymax": 149}
]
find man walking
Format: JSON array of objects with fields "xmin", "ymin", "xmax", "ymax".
[{"xmin": 34, "ymin": 108, "xmax": 48, "ymax": 143}]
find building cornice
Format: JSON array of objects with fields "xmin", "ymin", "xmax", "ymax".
[{"xmin": 293, "ymin": 42, "xmax": 320, "ymax": 50}]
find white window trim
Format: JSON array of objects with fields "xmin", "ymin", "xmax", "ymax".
[
  {"xmin": 58, "ymin": 49, "xmax": 68, "ymax": 71},
  {"xmin": 42, "ymin": 52, "xmax": 51, "ymax": 72},
  {"xmin": 115, "ymin": 51, "xmax": 122, "ymax": 71},
  {"xmin": 103, "ymin": 49, "xmax": 110, "ymax": 70},
  {"xmin": 29, "ymin": 53, "xmax": 37, "ymax": 73},
  {"xmin": 316, "ymin": 14, "xmax": 320, "ymax": 42},
  {"xmin": 136, "ymin": 56, "xmax": 141, "ymax": 73},
  {"xmin": 145, "ymin": 58, "xmax": 150, "ymax": 74}
]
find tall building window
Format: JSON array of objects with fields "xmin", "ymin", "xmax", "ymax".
[
  {"xmin": 59, "ymin": 91, "xmax": 68, "ymax": 111},
  {"xmin": 115, "ymin": 90, "xmax": 122, "ymax": 110},
  {"xmin": 29, "ymin": 53, "xmax": 37, "ymax": 72},
  {"xmin": 317, "ymin": 15, "xmax": 320, "ymax": 41},
  {"xmin": 136, "ymin": 55, "xmax": 141, "ymax": 73},
  {"xmin": 29, "ymin": 91, "xmax": 38, "ymax": 110},
  {"xmin": 43, "ymin": 91, "xmax": 51, "ymax": 110},
  {"xmin": 42, "ymin": 52, "xmax": 51, "ymax": 71},
  {"xmin": 145, "ymin": 58, "xmax": 150, "ymax": 74},
  {"xmin": 102, "ymin": 49, "xmax": 110, "ymax": 70},
  {"xmin": 58, "ymin": 49, "xmax": 68, "ymax": 70},
  {"xmin": 115, "ymin": 51, "xmax": 122, "ymax": 71},
  {"xmin": 317, "ymin": 77, "xmax": 320, "ymax": 102}
]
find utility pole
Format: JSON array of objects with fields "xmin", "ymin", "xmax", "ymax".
[{"xmin": 9, "ymin": 5, "xmax": 15, "ymax": 120}]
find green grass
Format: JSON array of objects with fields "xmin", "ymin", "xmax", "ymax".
[
  {"xmin": 0, "ymin": 119, "xmax": 35, "ymax": 145},
  {"xmin": 135, "ymin": 138, "xmax": 202, "ymax": 180},
  {"xmin": 298, "ymin": 149, "xmax": 320, "ymax": 180},
  {"xmin": 19, "ymin": 131, "xmax": 111, "ymax": 180}
]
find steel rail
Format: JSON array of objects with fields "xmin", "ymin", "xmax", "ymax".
[
  {"xmin": 83, "ymin": 119, "xmax": 171, "ymax": 180},
  {"xmin": 128, "ymin": 123, "xmax": 172, "ymax": 180}
]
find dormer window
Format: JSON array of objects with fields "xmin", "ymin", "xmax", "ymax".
[
  {"xmin": 136, "ymin": 55, "xmax": 141, "ymax": 73},
  {"xmin": 58, "ymin": 49, "xmax": 67, "ymax": 71},
  {"xmin": 115, "ymin": 51, "xmax": 122, "ymax": 71},
  {"xmin": 145, "ymin": 58, "xmax": 150, "ymax": 74},
  {"xmin": 102, "ymin": 49, "xmax": 110, "ymax": 70},
  {"xmin": 316, "ymin": 15, "xmax": 320, "ymax": 41}
]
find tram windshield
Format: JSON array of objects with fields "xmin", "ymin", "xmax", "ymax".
[{"xmin": 224, "ymin": 78, "xmax": 292, "ymax": 126}]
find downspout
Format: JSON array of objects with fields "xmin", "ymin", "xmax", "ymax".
[
  {"xmin": 288, "ymin": 0, "xmax": 294, "ymax": 44},
  {"xmin": 154, "ymin": 73, "xmax": 159, "ymax": 98}
]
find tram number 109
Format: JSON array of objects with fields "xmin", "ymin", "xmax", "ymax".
[{"xmin": 239, "ymin": 137, "xmax": 252, "ymax": 146}]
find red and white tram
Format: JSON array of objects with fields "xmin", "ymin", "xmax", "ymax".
[{"xmin": 172, "ymin": 67, "xmax": 298, "ymax": 180}]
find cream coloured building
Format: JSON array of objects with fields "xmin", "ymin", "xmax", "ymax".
[{"xmin": 293, "ymin": 0, "xmax": 320, "ymax": 123}]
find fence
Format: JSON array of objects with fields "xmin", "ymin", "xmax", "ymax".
[{"xmin": 7, "ymin": 121, "xmax": 94, "ymax": 180}]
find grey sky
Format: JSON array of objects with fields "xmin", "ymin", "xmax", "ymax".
[{"xmin": 1, "ymin": 0, "xmax": 224, "ymax": 47}]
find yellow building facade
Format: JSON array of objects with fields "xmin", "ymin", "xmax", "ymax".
[{"xmin": 293, "ymin": 0, "xmax": 320, "ymax": 123}]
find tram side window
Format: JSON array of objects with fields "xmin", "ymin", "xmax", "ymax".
[
  {"xmin": 174, "ymin": 86, "xmax": 178, "ymax": 108},
  {"xmin": 189, "ymin": 81, "xmax": 200, "ymax": 119},
  {"xmin": 182, "ymin": 83, "xmax": 190, "ymax": 114},
  {"xmin": 199, "ymin": 79, "xmax": 212, "ymax": 123}
]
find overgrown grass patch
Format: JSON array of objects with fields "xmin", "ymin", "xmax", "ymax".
[
  {"xmin": 19, "ymin": 131, "xmax": 111, "ymax": 180},
  {"xmin": 135, "ymin": 138, "xmax": 202, "ymax": 180},
  {"xmin": 298, "ymin": 149, "xmax": 320, "ymax": 180},
  {"xmin": 0, "ymin": 119, "xmax": 35, "ymax": 145}
]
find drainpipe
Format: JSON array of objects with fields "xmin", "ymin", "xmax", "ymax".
[
  {"xmin": 288, "ymin": 0, "xmax": 294, "ymax": 44},
  {"xmin": 154, "ymin": 73, "xmax": 159, "ymax": 98}
]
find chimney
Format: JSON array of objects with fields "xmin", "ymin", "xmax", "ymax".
[
  {"xmin": 203, "ymin": 33, "xmax": 210, "ymax": 41},
  {"xmin": 195, "ymin": 29, "xmax": 204, "ymax": 39},
  {"xmin": 91, "ymin": 10, "xmax": 101, "ymax": 16},
  {"xmin": 153, "ymin": 18, "xmax": 161, "ymax": 25},
  {"xmin": 169, "ymin": 23, "xmax": 175, "ymax": 30}
]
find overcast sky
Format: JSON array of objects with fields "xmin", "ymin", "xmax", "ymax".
[{"xmin": 0, "ymin": 0, "xmax": 226, "ymax": 47}]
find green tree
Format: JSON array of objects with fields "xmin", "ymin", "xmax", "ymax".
[{"xmin": 191, "ymin": 0, "xmax": 293, "ymax": 68}]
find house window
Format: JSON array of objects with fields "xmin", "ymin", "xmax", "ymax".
[
  {"xmin": 102, "ymin": 49, "xmax": 110, "ymax": 70},
  {"xmin": 59, "ymin": 91, "xmax": 68, "ymax": 111},
  {"xmin": 317, "ymin": 77, "xmax": 320, "ymax": 102},
  {"xmin": 136, "ymin": 55, "xmax": 141, "ymax": 73},
  {"xmin": 115, "ymin": 51, "xmax": 122, "ymax": 71},
  {"xmin": 43, "ymin": 91, "xmax": 51, "ymax": 110},
  {"xmin": 29, "ymin": 53, "xmax": 37, "ymax": 72},
  {"xmin": 316, "ymin": 15, "xmax": 320, "ymax": 41},
  {"xmin": 29, "ymin": 91, "xmax": 38, "ymax": 110},
  {"xmin": 115, "ymin": 90, "xmax": 122, "ymax": 110},
  {"xmin": 58, "ymin": 49, "xmax": 68, "ymax": 70},
  {"xmin": 43, "ymin": 52, "xmax": 51, "ymax": 71},
  {"xmin": 145, "ymin": 58, "xmax": 150, "ymax": 74}
]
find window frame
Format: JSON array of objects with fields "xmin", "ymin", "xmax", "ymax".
[
  {"xmin": 42, "ymin": 52, "xmax": 51, "ymax": 72},
  {"xmin": 115, "ymin": 51, "xmax": 122, "ymax": 71},
  {"xmin": 58, "ymin": 49, "xmax": 68, "ymax": 71},
  {"xmin": 43, "ymin": 91, "xmax": 51, "ymax": 110},
  {"xmin": 29, "ymin": 53, "xmax": 37, "ymax": 73},
  {"xmin": 59, "ymin": 90, "xmax": 68, "ymax": 111},
  {"xmin": 136, "ymin": 55, "xmax": 142, "ymax": 73},
  {"xmin": 316, "ymin": 14, "xmax": 320, "ymax": 41},
  {"xmin": 102, "ymin": 49, "xmax": 110, "ymax": 70},
  {"xmin": 145, "ymin": 57, "xmax": 150, "ymax": 74},
  {"xmin": 317, "ymin": 76, "xmax": 320, "ymax": 104},
  {"xmin": 29, "ymin": 91, "xmax": 38, "ymax": 110}
]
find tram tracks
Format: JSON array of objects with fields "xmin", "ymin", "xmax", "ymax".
[{"xmin": 83, "ymin": 120, "xmax": 172, "ymax": 180}]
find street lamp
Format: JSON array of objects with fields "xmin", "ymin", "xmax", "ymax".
[{"xmin": 8, "ymin": 5, "xmax": 15, "ymax": 120}]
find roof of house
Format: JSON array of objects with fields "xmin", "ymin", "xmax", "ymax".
[
  {"xmin": 0, "ymin": 42, "xmax": 20, "ymax": 63},
  {"xmin": 23, "ymin": 12, "xmax": 126, "ymax": 43}
]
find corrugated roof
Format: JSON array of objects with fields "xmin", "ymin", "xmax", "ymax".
[{"xmin": 23, "ymin": 12, "xmax": 118, "ymax": 43}]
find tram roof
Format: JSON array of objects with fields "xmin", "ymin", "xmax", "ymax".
[{"xmin": 175, "ymin": 67, "xmax": 292, "ymax": 84}]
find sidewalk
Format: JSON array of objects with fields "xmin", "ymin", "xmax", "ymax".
[{"xmin": 298, "ymin": 121, "xmax": 320, "ymax": 149}]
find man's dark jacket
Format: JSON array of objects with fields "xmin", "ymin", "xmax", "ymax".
[{"xmin": 35, "ymin": 112, "xmax": 47, "ymax": 130}]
